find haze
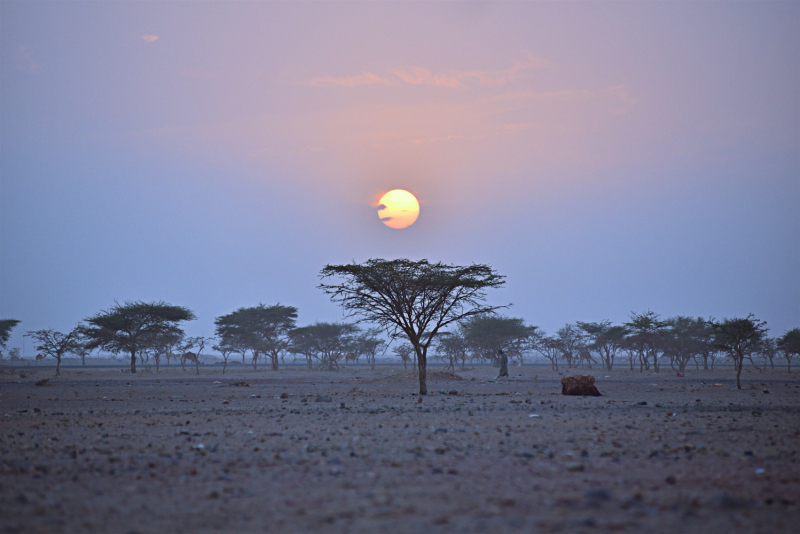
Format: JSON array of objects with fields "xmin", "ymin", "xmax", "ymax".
[{"xmin": 1, "ymin": 1, "xmax": 798, "ymax": 348}]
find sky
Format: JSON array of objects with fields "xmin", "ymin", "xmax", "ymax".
[{"xmin": 1, "ymin": 1, "xmax": 798, "ymax": 353}]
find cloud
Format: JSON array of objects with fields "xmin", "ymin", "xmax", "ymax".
[
  {"xmin": 377, "ymin": 204, "xmax": 387, "ymax": 211},
  {"xmin": 16, "ymin": 45, "xmax": 42, "ymax": 73},
  {"xmin": 307, "ymin": 72, "xmax": 389, "ymax": 88},
  {"xmin": 142, "ymin": 35, "xmax": 159, "ymax": 43},
  {"xmin": 392, "ymin": 56, "xmax": 548, "ymax": 89},
  {"xmin": 380, "ymin": 217, "xmax": 393, "ymax": 222},
  {"xmin": 391, "ymin": 67, "xmax": 463, "ymax": 88}
]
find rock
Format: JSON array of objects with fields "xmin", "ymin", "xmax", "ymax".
[
  {"xmin": 315, "ymin": 395, "xmax": 332, "ymax": 402},
  {"xmin": 280, "ymin": 392, "xmax": 289, "ymax": 399},
  {"xmin": 560, "ymin": 375, "xmax": 602, "ymax": 396},
  {"xmin": 34, "ymin": 379, "xmax": 49, "ymax": 387}
]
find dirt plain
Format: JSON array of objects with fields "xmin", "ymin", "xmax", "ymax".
[{"xmin": 1, "ymin": 360, "xmax": 798, "ymax": 534}]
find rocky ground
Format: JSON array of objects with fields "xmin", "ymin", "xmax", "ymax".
[{"xmin": 1, "ymin": 361, "xmax": 798, "ymax": 533}]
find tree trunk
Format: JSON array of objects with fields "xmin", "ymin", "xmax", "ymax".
[
  {"xmin": 271, "ymin": 353, "xmax": 279, "ymax": 371},
  {"xmin": 131, "ymin": 349, "xmax": 137, "ymax": 373},
  {"xmin": 56, "ymin": 354, "xmax": 61, "ymax": 376},
  {"xmin": 417, "ymin": 350, "xmax": 427, "ymax": 395},
  {"xmin": 195, "ymin": 358, "xmax": 199, "ymax": 375},
  {"xmin": 223, "ymin": 359, "xmax": 227, "ymax": 374},
  {"xmin": 735, "ymin": 355, "xmax": 743, "ymax": 389}
]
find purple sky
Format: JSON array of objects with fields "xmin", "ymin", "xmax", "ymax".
[{"xmin": 1, "ymin": 2, "xmax": 798, "ymax": 351}]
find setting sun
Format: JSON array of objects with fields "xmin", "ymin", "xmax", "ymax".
[{"xmin": 377, "ymin": 189, "xmax": 420, "ymax": 229}]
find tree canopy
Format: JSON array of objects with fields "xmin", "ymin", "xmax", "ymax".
[
  {"xmin": 215, "ymin": 304, "xmax": 297, "ymax": 370},
  {"xmin": 0, "ymin": 319, "xmax": 21, "ymax": 357},
  {"xmin": 82, "ymin": 300, "xmax": 195, "ymax": 373},
  {"xmin": 319, "ymin": 258, "xmax": 506, "ymax": 394}
]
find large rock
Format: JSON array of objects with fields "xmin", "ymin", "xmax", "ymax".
[{"xmin": 560, "ymin": 375, "xmax": 602, "ymax": 396}]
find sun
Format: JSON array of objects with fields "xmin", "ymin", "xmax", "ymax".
[{"xmin": 377, "ymin": 189, "xmax": 420, "ymax": 229}]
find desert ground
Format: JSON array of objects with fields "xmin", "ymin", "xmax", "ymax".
[{"xmin": 1, "ymin": 360, "xmax": 798, "ymax": 534}]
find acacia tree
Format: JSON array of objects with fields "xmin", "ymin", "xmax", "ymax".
[
  {"xmin": 556, "ymin": 324, "xmax": 583, "ymax": 369},
  {"xmin": 711, "ymin": 314, "xmax": 768, "ymax": 389},
  {"xmin": 28, "ymin": 328, "xmax": 84, "ymax": 376},
  {"xmin": 777, "ymin": 328, "xmax": 800, "ymax": 373},
  {"xmin": 435, "ymin": 331, "xmax": 470, "ymax": 371},
  {"xmin": 353, "ymin": 328, "xmax": 386, "ymax": 370},
  {"xmin": 534, "ymin": 335, "xmax": 562, "ymax": 371},
  {"xmin": 215, "ymin": 304, "xmax": 297, "ymax": 371},
  {"xmin": 393, "ymin": 342, "xmax": 414, "ymax": 370},
  {"xmin": 81, "ymin": 301, "xmax": 195, "ymax": 373},
  {"xmin": 662, "ymin": 316, "xmax": 708, "ymax": 373},
  {"xmin": 625, "ymin": 311, "xmax": 667, "ymax": 373},
  {"xmin": 212, "ymin": 338, "xmax": 237, "ymax": 374},
  {"xmin": 577, "ymin": 321, "xmax": 627, "ymax": 371},
  {"xmin": 320, "ymin": 259, "xmax": 506, "ymax": 395},
  {"xmin": 461, "ymin": 314, "xmax": 537, "ymax": 365},
  {"xmin": 0, "ymin": 319, "xmax": 21, "ymax": 359},
  {"xmin": 180, "ymin": 336, "xmax": 207, "ymax": 375},
  {"xmin": 289, "ymin": 322, "xmax": 359, "ymax": 370}
]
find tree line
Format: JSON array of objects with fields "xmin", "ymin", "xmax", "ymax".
[
  {"xmin": 1, "ymin": 259, "xmax": 799, "ymax": 393},
  {"xmin": 428, "ymin": 311, "xmax": 799, "ymax": 390}
]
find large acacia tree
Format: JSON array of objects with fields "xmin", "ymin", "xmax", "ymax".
[
  {"xmin": 319, "ymin": 259, "xmax": 506, "ymax": 395},
  {"xmin": 82, "ymin": 301, "xmax": 195, "ymax": 373},
  {"xmin": 214, "ymin": 304, "xmax": 297, "ymax": 371},
  {"xmin": 711, "ymin": 314, "xmax": 768, "ymax": 389}
]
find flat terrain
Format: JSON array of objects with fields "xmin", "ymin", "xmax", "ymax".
[{"xmin": 1, "ymin": 361, "xmax": 798, "ymax": 533}]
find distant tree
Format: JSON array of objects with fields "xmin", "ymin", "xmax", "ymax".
[
  {"xmin": 577, "ymin": 321, "xmax": 628, "ymax": 371},
  {"xmin": 752, "ymin": 337, "xmax": 778, "ymax": 370},
  {"xmin": 212, "ymin": 338, "xmax": 237, "ymax": 374},
  {"xmin": 180, "ymin": 336, "xmax": 207, "ymax": 375},
  {"xmin": 353, "ymin": 328, "xmax": 387, "ymax": 370},
  {"xmin": 461, "ymin": 314, "xmax": 538, "ymax": 365},
  {"xmin": 393, "ymin": 342, "xmax": 414, "ymax": 370},
  {"xmin": 81, "ymin": 300, "xmax": 195, "ymax": 373},
  {"xmin": 711, "ymin": 314, "xmax": 768, "ymax": 389},
  {"xmin": 0, "ymin": 319, "xmax": 21, "ymax": 359},
  {"xmin": 215, "ymin": 304, "xmax": 297, "ymax": 371},
  {"xmin": 289, "ymin": 322, "xmax": 359, "ymax": 370},
  {"xmin": 555, "ymin": 324, "xmax": 584, "ymax": 369},
  {"xmin": 319, "ymin": 259, "xmax": 506, "ymax": 395},
  {"xmin": 777, "ymin": 328, "xmax": 800, "ymax": 373},
  {"xmin": 625, "ymin": 311, "xmax": 667, "ymax": 373},
  {"xmin": 662, "ymin": 316, "xmax": 708, "ymax": 373},
  {"xmin": 7, "ymin": 347, "xmax": 21, "ymax": 361},
  {"xmin": 28, "ymin": 328, "xmax": 83, "ymax": 376},
  {"xmin": 72, "ymin": 342, "xmax": 93, "ymax": 366},
  {"xmin": 435, "ymin": 331, "xmax": 471, "ymax": 371},
  {"xmin": 533, "ymin": 335, "xmax": 561, "ymax": 371},
  {"xmin": 142, "ymin": 330, "xmax": 184, "ymax": 372}
]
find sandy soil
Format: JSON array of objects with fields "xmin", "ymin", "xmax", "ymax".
[{"xmin": 1, "ymin": 362, "xmax": 798, "ymax": 533}]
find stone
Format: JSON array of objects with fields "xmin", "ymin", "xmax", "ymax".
[
  {"xmin": 560, "ymin": 375, "xmax": 602, "ymax": 396},
  {"xmin": 315, "ymin": 395, "xmax": 332, "ymax": 402}
]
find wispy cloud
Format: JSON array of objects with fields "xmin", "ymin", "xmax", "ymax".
[
  {"xmin": 307, "ymin": 72, "xmax": 389, "ymax": 88},
  {"xmin": 16, "ymin": 45, "xmax": 42, "ymax": 73},
  {"xmin": 142, "ymin": 35, "xmax": 159, "ymax": 43},
  {"xmin": 391, "ymin": 67, "xmax": 463, "ymax": 88},
  {"xmin": 306, "ymin": 56, "xmax": 548, "ymax": 90}
]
